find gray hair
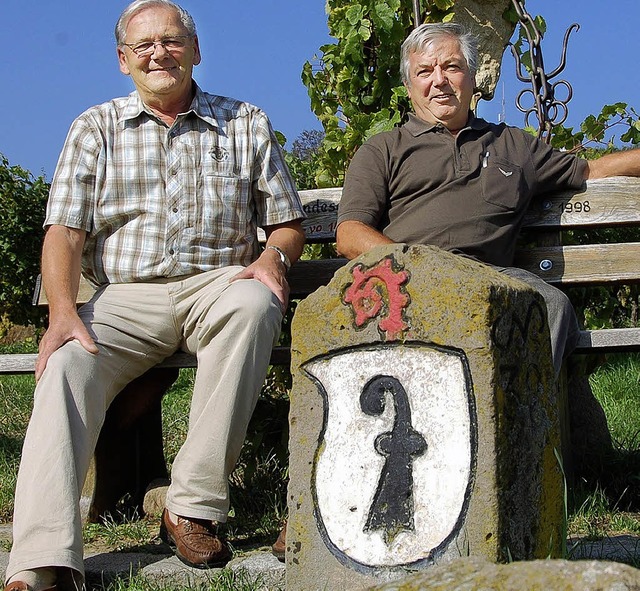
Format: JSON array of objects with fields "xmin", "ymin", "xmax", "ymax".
[
  {"xmin": 401, "ymin": 23, "xmax": 478, "ymax": 86},
  {"xmin": 115, "ymin": 0, "xmax": 197, "ymax": 45}
]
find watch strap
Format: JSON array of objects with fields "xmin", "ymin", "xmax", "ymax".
[{"xmin": 266, "ymin": 245, "xmax": 291, "ymax": 272}]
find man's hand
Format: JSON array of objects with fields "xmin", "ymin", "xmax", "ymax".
[
  {"xmin": 230, "ymin": 249, "xmax": 290, "ymax": 313},
  {"xmin": 35, "ymin": 312, "xmax": 98, "ymax": 381},
  {"xmin": 229, "ymin": 220, "xmax": 305, "ymax": 312}
]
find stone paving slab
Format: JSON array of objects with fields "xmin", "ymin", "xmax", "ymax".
[
  {"xmin": 0, "ymin": 522, "xmax": 285, "ymax": 590},
  {"xmin": 1, "ymin": 548, "xmax": 285, "ymax": 591},
  {"xmin": 568, "ymin": 535, "xmax": 640, "ymax": 562},
  {"xmin": 1, "ymin": 529, "xmax": 638, "ymax": 591}
]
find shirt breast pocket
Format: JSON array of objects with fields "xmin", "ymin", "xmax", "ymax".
[
  {"xmin": 481, "ymin": 158, "xmax": 525, "ymax": 210},
  {"xmin": 202, "ymin": 167, "xmax": 251, "ymax": 240}
]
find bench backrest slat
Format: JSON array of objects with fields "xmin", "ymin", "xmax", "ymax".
[
  {"xmin": 515, "ymin": 242, "xmax": 640, "ymax": 285},
  {"xmin": 34, "ymin": 178, "xmax": 640, "ymax": 306},
  {"xmin": 523, "ymin": 177, "xmax": 640, "ymax": 229}
]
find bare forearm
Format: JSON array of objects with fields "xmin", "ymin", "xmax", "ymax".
[
  {"xmin": 336, "ymin": 220, "xmax": 394, "ymax": 260},
  {"xmin": 586, "ymin": 148, "xmax": 640, "ymax": 179},
  {"xmin": 264, "ymin": 219, "xmax": 306, "ymax": 265},
  {"xmin": 41, "ymin": 225, "xmax": 87, "ymax": 318},
  {"xmin": 36, "ymin": 225, "xmax": 96, "ymax": 380}
]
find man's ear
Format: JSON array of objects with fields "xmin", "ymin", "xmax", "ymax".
[
  {"xmin": 117, "ymin": 47, "xmax": 131, "ymax": 75},
  {"xmin": 192, "ymin": 35, "xmax": 202, "ymax": 66}
]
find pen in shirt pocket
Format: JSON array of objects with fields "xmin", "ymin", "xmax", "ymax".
[{"xmin": 482, "ymin": 151, "xmax": 489, "ymax": 168}]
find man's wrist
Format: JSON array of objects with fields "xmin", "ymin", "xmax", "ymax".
[{"xmin": 266, "ymin": 245, "xmax": 291, "ymax": 272}]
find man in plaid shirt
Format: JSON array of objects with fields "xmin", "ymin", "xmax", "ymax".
[{"xmin": 4, "ymin": 1, "xmax": 305, "ymax": 588}]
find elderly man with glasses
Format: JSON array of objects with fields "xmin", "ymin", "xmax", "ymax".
[{"xmin": 4, "ymin": 1, "xmax": 305, "ymax": 589}]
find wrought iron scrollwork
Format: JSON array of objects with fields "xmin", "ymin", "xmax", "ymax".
[
  {"xmin": 412, "ymin": 0, "xmax": 422, "ymax": 30},
  {"xmin": 509, "ymin": 0, "xmax": 579, "ymax": 142}
]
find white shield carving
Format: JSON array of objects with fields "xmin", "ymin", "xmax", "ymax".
[{"xmin": 304, "ymin": 344, "xmax": 475, "ymax": 568}]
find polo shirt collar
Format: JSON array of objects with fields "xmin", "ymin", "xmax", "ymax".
[
  {"xmin": 118, "ymin": 82, "xmax": 219, "ymax": 128},
  {"xmin": 404, "ymin": 112, "xmax": 490, "ymax": 136}
]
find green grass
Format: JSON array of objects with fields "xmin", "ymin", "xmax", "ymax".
[
  {"xmin": 589, "ymin": 354, "xmax": 640, "ymax": 450},
  {"xmin": 0, "ymin": 373, "xmax": 34, "ymax": 521},
  {"xmin": 567, "ymin": 353, "xmax": 640, "ymax": 540},
  {"xmin": 98, "ymin": 569, "xmax": 270, "ymax": 591},
  {"xmin": 0, "ymin": 365, "xmax": 288, "ymax": 543}
]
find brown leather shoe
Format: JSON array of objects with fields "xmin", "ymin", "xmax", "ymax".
[
  {"xmin": 271, "ymin": 521, "xmax": 286, "ymax": 562},
  {"xmin": 160, "ymin": 509, "xmax": 231, "ymax": 568}
]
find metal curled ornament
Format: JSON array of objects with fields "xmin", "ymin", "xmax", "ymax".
[{"xmin": 509, "ymin": 0, "xmax": 579, "ymax": 142}]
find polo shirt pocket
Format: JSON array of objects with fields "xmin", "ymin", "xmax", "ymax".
[{"xmin": 481, "ymin": 158, "xmax": 524, "ymax": 210}]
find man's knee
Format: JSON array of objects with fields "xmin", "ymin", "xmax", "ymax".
[{"xmin": 222, "ymin": 279, "xmax": 283, "ymax": 324}]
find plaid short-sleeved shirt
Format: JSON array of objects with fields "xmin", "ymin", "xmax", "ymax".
[{"xmin": 46, "ymin": 85, "xmax": 304, "ymax": 285}]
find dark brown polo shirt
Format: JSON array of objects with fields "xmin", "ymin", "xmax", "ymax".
[{"xmin": 338, "ymin": 113, "xmax": 588, "ymax": 266}]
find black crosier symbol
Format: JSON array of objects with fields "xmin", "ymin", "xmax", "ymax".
[{"xmin": 360, "ymin": 375, "xmax": 427, "ymax": 545}]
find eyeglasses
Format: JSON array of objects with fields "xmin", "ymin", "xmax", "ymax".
[{"xmin": 121, "ymin": 35, "xmax": 192, "ymax": 57}]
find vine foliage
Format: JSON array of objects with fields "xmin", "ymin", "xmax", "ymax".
[{"xmin": 303, "ymin": 0, "xmax": 455, "ymax": 186}]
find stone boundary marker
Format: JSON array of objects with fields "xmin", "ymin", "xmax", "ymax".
[
  {"xmin": 287, "ymin": 244, "xmax": 563, "ymax": 590},
  {"xmin": 368, "ymin": 556, "xmax": 640, "ymax": 590}
]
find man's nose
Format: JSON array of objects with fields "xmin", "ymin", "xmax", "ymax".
[
  {"xmin": 432, "ymin": 65, "xmax": 447, "ymax": 85},
  {"xmin": 150, "ymin": 41, "xmax": 171, "ymax": 57}
]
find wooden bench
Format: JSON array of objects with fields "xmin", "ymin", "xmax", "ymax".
[{"xmin": 1, "ymin": 179, "xmax": 640, "ymax": 518}]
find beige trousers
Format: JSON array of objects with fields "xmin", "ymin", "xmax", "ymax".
[{"xmin": 6, "ymin": 267, "xmax": 282, "ymax": 581}]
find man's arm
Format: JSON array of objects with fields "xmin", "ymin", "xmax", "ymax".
[
  {"xmin": 336, "ymin": 220, "xmax": 395, "ymax": 260},
  {"xmin": 585, "ymin": 147, "xmax": 640, "ymax": 179},
  {"xmin": 36, "ymin": 224, "xmax": 98, "ymax": 380},
  {"xmin": 230, "ymin": 219, "xmax": 305, "ymax": 312}
]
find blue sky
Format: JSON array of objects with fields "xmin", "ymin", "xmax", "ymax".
[{"xmin": 1, "ymin": 1, "xmax": 638, "ymax": 180}]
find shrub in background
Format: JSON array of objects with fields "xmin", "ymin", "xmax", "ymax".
[{"xmin": 0, "ymin": 154, "xmax": 48, "ymax": 331}]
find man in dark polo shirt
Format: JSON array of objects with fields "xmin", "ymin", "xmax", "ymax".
[{"xmin": 337, "ymin": 22, "xmax": 640, "ymax": 373}]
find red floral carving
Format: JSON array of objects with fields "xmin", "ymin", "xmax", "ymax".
[{"xmin": 343, "ymin": 257, "xmax": 410, "ymax": 340}]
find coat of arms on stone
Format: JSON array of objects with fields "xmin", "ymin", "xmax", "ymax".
[
  {"xmin": 342, "ymin": 256, "xmax": 411, "ymax": 340},
  {"xmin": 303, "ymin": 344, "xmax": 477, "ymax": 571}
]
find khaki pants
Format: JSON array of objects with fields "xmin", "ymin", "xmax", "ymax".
[
  {"xmin": 496, "ymin": 266, "xmax": 581, "ymax": 375},
  {"xmin": 6, "ymin": 267, "xmax": 282, "ymax": 581}
]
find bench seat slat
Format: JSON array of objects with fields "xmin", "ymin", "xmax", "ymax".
[
  {"xmin": 36, "ymin": 258, "xmax": 349, "ymax": 307},
  {"xmin": 5, "ymin": 326, "xmax": 640, "ymax": 375},
  {"xmin": 0, "ymin": 354, "xmax": 39, "ymax": 374},
  {"xmin": 575, "ymin": 328, "xmax": 640, "ymax": 353},
  {"xmin": 0, "ymin": 346, "xmax": 293, "ymax": 374}
]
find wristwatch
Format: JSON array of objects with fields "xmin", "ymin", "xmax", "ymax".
[{"xmin": 266, "ymin": 245, "xmax": 291, "ymax": 272}]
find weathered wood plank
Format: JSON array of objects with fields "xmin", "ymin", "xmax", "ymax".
[
  {"xmin": 515, "ymin": 242, "xmax": 640, "ymax": 285},
  {"xmin": 0, "ymin": 348, "xmax": 293, "ymax": 374},
  {"xmin": 525, "ymin": 177, "xmax": 640, "ymax": 229},
  {"xmin": 299, "ymin": 188, "xmax": 342, "ymax": 242},
  {"xmin": 575, "ymin": 328, "xmax": 640, "ymax": 353},
  {"xmin": 288, "ymin": 258, "xmax": 346, "ymax": 298},
  {"xmin": 0, "ymin": 354, "xmax": 38, "ymax": 374},
  {"xmin": 5, "ymin": 325, "xmax": 640, "ymax": 375},
  {"xmin": 37, "ymin": 258, "xmax": 347, "ymax": 306},
  {"xmin": 255, "ymin": 188, "xmax": 341, "ymax": 243}
]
